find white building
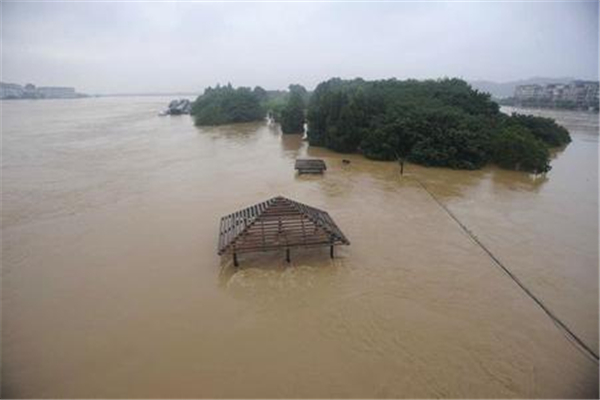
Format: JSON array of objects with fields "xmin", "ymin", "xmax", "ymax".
[
  {"xmin": 0, "ymin": 82, "xmax": 82, "ymax": 99},
  {"xmin": 0, "ymin": 82, "xmax": 25, "ymax": 99},
  {"xmin": 37, "ymin": 86, "xmax": 77, "ymax": 98},
  {"xmin": 514, "ymin": 81, "xmax": 599, "ymax": 109}
]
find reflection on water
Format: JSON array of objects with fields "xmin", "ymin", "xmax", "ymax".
[
  {"xmin": 405, "ymin": 166, "xmax": 550, "ymax": 201},
  {"xmin": 278, "ymin": 132, "xmax": 305, "ymax": 159},
  {"xmin": 1, "ymin": 98, "xmax": 598, "ymax": 398}
]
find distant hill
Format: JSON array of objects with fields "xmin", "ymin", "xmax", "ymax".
[{"xmin": 468, "ymin": 77, "xmax": 575, "ymax": 99}]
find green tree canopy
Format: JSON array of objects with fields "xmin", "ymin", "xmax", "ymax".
[
  {"xmin": 307, "ymin": 77, "xmax": 570, "ymax": 172},
  {"xmin": 280, "ymin": 84, "xmax": 306, "ymax": 134},
  {"xmin": 191, "ymin": 84, "xmax": 265, "ymax": 126},
  {"xmin": 491, "ymin": 126, "xmax": 551, "ymax": 173},
  {"xmin": 503, "ymin": 113, "xmax": 571, "ymax": 147},
  {"xmin": 252, "ymin": 86, "xmax": 268, "ymax": 103}
]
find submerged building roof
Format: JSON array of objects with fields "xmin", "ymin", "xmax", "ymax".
[
  {"xmin": 295, "ymin": 159, "xmax": 327, "ymax": 174},
  {"xmin": 218, "ymin": 196, "xmax": 349, "ymax": 256}
]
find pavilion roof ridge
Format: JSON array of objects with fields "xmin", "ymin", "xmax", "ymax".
[{"xmin": 217, "ymin": 196, "xmax": 349, "ymax": 257}]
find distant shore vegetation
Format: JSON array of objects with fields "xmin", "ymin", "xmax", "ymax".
[{"xmin": 192, "ymin": 78, "xmax": 571, "ymax": 173}]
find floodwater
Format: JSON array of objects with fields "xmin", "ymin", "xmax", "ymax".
[{"xmin": 1, "ymin": 98, "xmax": 598, "ymax": 398}]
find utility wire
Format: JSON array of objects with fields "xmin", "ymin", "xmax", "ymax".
[{"xmin": 411, "ymin": 175, "xmax": 599, "ymax": 364}]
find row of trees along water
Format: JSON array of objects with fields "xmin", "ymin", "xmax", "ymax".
[
  {"xmin": 190, "ymin": 78, "xmax": 571, "ymax": 173},
  {"xmin": 190, "ymin": 83, "xmax": 308, "ymax": 133}
]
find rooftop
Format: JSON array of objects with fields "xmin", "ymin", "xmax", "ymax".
[
  {"xmin": 218, "ymin": 196, "xmax": 349, "ymax": 264},
  {"xmin": 295, "ymin": 159, "xmax": 327, "ymax": 174}
]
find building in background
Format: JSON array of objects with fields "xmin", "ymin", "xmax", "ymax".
[
  {"xmin": 37, "ymin": 86, "xmax": 77, "ymax": 98},
  {"xmin": 0, "ymin": 82, "xmax": 25, "ymax": 99},
  {"xmin": 514, "ymin": 81, "xmax": 599, "ymax": 110},
  {"xmin": 0, "ymin": 82, "xmax": 86, "ymax": 99}
]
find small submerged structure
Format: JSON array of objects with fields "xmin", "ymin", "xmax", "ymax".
[
  {"xmin": 295, "ymin": 158, "xmax": 327, "ymax": 174},
  {"xmin": 159, "ymin": 99, "xmax": 192, "ymax": 116},
  {"xmin": 218, "ymin": 196, "xmax": 350, "ymax": 267}
]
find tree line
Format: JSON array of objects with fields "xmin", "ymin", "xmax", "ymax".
[
  {"xmin": 191, "ymin": 83, "xmax": 307, "ymax": 134},
  {"xmin": 190, "ymin": 84, "xmax": 266, "ymax": 125},
  {"xmin": 307, "ymin": 78, "xmax": 570, "ymax": 173},
  {"xmin": 191, "ymin": 78, "xmax": 571, "ymax": 173}
]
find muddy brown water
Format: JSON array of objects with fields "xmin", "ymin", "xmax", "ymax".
[{"xmin": 1, "ymin": 98, "xmax": 598, "ymax": 398}]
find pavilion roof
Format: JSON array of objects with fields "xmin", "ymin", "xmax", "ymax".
[
  {"xmin": 218, "ymin": 196, "xmax": 349, "ymax": 255},
  {"xmin": 295, "ymin": 159, "xmax": 327, "ymax": 174}
]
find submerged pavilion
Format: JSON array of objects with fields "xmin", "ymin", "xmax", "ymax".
[
  {"xmin": 218, "ymin": 196, "xmax": 350, "ymax": 266},
  {"xmin": 294, "ymin": 159, "xmax": 327, "ymax": 174}
]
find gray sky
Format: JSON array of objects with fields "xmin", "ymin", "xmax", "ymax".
[{"xmin": 1, "ymin": 1, "xmax": 598, "ymax": 94}]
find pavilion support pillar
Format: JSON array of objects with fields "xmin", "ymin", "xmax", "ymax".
[
  {"xmin": 330, "ymin": 245, "xmax": 334, "ymax": 259},
  {"xmin": 286, "ymin": 248, "xmax": 291, "ymax": 263},
  {"xmin": 233, "ymin": 252, "xmax": 239, "ymax": 267}
]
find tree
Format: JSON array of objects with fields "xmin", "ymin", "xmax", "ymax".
[
  {"xmin": 252, "ymin": 86, "xmax": 268, "ymax": 103},
  {"xmin": 306, "ymin": 77, "xmax": 569, "ymax": 172},
  {"xmin": 491, "ymin": 127, "xmax": 551, "ymax": 173},
  {"xmin": 280, "ymin": 85, "xmax": 306, "ymax": 134},
  {"xmin": 504, "ymin": 113, "xmax": 571, "ymax": 147},
  {"xmin": 191, "ymin": 85, "xmax": 265, "ymax": 126}
]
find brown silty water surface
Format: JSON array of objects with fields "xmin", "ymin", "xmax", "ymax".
[{"xmin": 1, "ymin": 98, "xmax": 598, "ymax": 398}]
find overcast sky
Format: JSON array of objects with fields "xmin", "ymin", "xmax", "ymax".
[{"xmin": 1, "ymin": 1, "xmax": 598, "ymax": 94}]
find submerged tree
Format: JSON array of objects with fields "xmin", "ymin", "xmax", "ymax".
[
  {"xmin": 280, "ymin": 84, "xmax": 306, "ymax": 134},
  {"xmin": 491, "ymin": 126, "xmax": 551, "ymax": 173},
  {"xmin": 306, "ymin": 77, "xmax": 570, "ymax": 172},
  {"xmin": 504, "ymin": 113, "xmax": 571, "ymax": 147},
  {"xmin": 191, "ymin": 84, "xmax": 265, "ymax": 126}
]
